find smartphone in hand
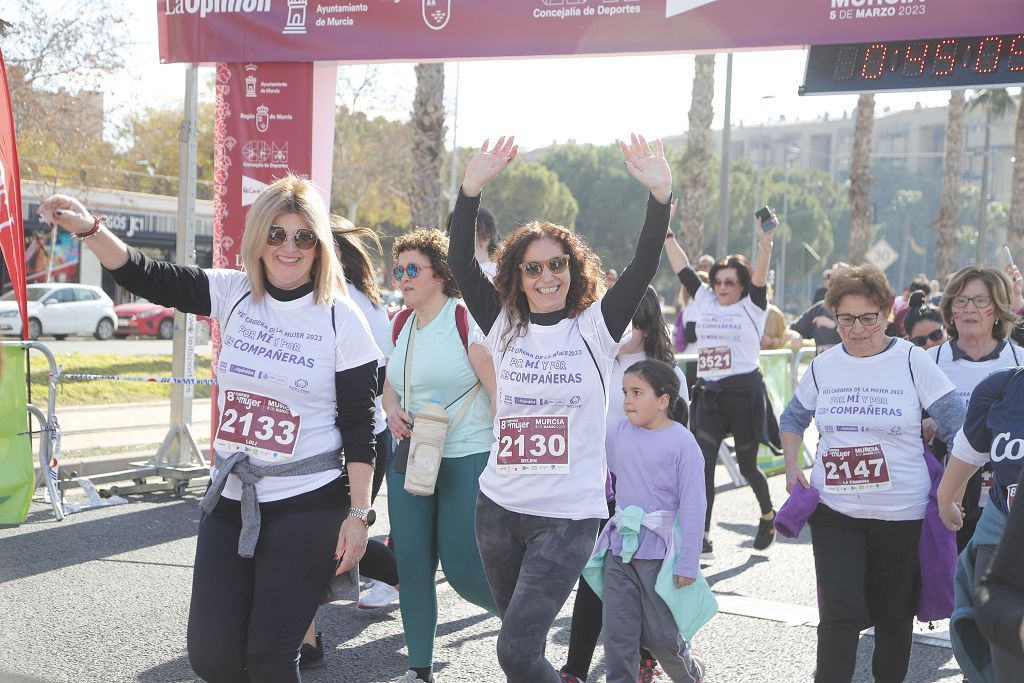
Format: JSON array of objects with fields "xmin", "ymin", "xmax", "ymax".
[
  {"xmin": 1004, "ymin": 245, "xmax": 1015, "ymax": 269},
  {"xmin": 755, "ymin": 206, "xmax": 778, "ymax": 234}
]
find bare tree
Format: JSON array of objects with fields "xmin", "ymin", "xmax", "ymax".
[
  {"xmin": 679, "ymin": 55, "xmax": 715, "ymax": 259},
  {"xmin": 1010, "ymin": 89, "xmax": 1024, "ymax": 259},
  {"xmin": 409, "ymin": 63, "xmax": 446, "ymax": 229},
  {"xmin": 847, "ymin": 93, "xmax": 875, "ymax": 264},
  {"xmin": 936, "ymin": 90, "xmax": 966, "ymax": 277}
]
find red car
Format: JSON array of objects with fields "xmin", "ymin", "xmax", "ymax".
[{"xmin": 114, "ymin": 299, "xmax": 176, "ymax": 339}]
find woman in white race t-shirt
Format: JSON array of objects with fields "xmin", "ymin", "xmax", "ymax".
[
  {"xmin": 448, "ymin": 134, "xmax": 673, "ymax": 683},
  {"xmin": 779, "ymin": 265, "xmax": 965, "ymax": 683},
  {"xmin": 664, "ymin": 217, "xmax": 780, "ymax": 558}
]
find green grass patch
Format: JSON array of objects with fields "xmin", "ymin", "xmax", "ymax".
[{"xmin": 26, "ymin": 352, "xmax": 213, "ymax": 406}]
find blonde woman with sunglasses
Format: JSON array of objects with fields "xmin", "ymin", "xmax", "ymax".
[
  {"xmin": 40, "ymin": 176, "xmax": 382, "ymax": 683},
  {"xmin": 448, "ymin": 134, "xmax": 674, "ymax": 683}
]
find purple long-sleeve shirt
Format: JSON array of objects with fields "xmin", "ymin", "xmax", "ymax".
[{"xmin": 606, "ymin": 419, "xmax": 707, "ymax": 579}]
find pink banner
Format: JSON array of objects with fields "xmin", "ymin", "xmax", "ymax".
[{"xmin": 158, "ymin": 0, "xmax": 1024, "ymax": 64}]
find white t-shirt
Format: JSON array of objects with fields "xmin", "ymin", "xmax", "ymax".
[
  {"xmin": 349, "ymin": 288, "xmax": 392, "ymax": 435},
  {"xmin": 795, "ymin": 338, "xmax": 955, "ymax": 520},
  {"xmin": 208, "ymin": 270, "xmax": 382, "ymax": 502},
  {"xmin": 607, "ymin": 350, "xmax": 689, "ymax": 429},
  {"xmin": 928, "ymin": 339, "xmax": 1022, "ymax": 407},
  {"xmin": 479, "ymin": 302, "xmax": 629, "ymax": 519},
  {"xmin": 693, "ymin": 286, "xmax": 767, "ymax": 379}
]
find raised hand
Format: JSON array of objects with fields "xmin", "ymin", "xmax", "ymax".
[
  {"xmin": 38, "ymin": 194, "xmax": 95, "ymax": 235},
  {"xmin": 619, "ymin": 133, "xmax": 672, "ymax": 204},
  {"xmin": 462, "ymin": 136, "xmax": 518, "ymax": 197}
]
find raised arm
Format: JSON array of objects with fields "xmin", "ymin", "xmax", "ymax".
[
  {"xmin": 39, "ymin": 194, "xmax": 129, "ymax": 270},
  {"xmin": 751, "ymin": 209, "xmax": 777, "ymax": 289},
  {"xmin": 601, "ymin": 134, "xmax": 672, "ymax": 341},
  {"xmin": 449, "ymin": 137, "xmax": 518, "ymax": 334}
]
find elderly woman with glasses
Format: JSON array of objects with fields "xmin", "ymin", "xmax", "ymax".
[
  {"xmin": 664, "ymin": 215, "xmax": 781, "ymax": 559},
  {"xmin": 780, "ymin": 265, "xmax": 966, "ymax": 683},
  {"xmin": 40, "ymin": 176, "xmax": 382, "ymax": 683},
  {"xmin": 380, "ymin": 228, "xmax": 498, "ymax": 683}
]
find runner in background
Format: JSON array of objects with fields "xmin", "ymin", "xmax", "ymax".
[
  {"xmin": 298, "ymin": 217, "xmax": 402, "ymax": 671},
  {"xmin": 664, "ymin": 212, "xmax": 779, "ymax": 559},
  {"xmin": 780, "ymin": 265, "xmax": 965, "ymax": 683},
  {"xmin": 449, "ymin": 134, "xmax": 672, "ymax": 683},
  {"xmin": 446, "ymin": 207, "xmax": 500, "ymax": 281},
  {"xmin": 904, "ymin": 291, "xmax": 946, "ymax": 351},
  {"xmin": 382, "ymin": 228, "xmax": 498, "ymax": 683},
  {"xmin": 40, "ymin": 176, "xmax": 381, "ymax": 683},
  {"xmin": 790, "ymin": 262, "xmax": 849, "ymax": 356},
  {"xmin": 560, "ymin": 286, "xmax": 686, "ymax": 683}
]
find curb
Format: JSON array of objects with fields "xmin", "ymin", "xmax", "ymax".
[{"xmin": 32, "ymin": 448, "xmax": 212, "ymax": 478}]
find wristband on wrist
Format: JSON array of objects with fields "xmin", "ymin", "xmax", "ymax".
[{"xmin": 75, "ymin": 215, "xmax": 107, "ymax": 241}]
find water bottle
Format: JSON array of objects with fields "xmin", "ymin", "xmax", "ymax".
[{"xmin": 404, "ymin": 399, "xmax": 448, "ymax": 496}]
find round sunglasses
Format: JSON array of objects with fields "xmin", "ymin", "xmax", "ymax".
[
  {"xmin": 267, "ymin": 225, "xmax": 318, "ymax": 251},
  {"xmin": 519, "ymin": 255, "xmax": 570, "ymax": 279},
  {"xmin": 393, "ymin": 263, "xmax": 435, "ymax": 281}
]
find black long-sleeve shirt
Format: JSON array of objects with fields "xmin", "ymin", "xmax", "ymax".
[
  {"xmin": 976, "ymin": 465, "xmax": 1024, "ymax": 657},
  {"xmin": 108, "ymin": 247, "xmax": 377, "ymax": 466},
  {"xmin": 448, "ymin": 187, "xmax": 670, "ymax": 340}
]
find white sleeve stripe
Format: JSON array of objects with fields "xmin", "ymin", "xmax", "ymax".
[{"xmin": 951, "ymin": 427, "xmax": 990, "ymax": 467}]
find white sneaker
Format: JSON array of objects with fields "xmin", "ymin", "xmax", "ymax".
[
  {"xmin": 359, "ymin": 580, "xmax": 400, "ymax": 609},
  {"xmin": 391, "ymin": 671, "xmax": 437, "ymax": 682}
]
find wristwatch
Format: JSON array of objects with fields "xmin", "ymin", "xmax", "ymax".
[{"xmin": 348, "ymin": 506, "xmax": 376, "ymax": 527}]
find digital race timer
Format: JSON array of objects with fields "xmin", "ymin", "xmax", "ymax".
[{"xmin": 800, "ymin": 34, "xmax": 1024, "ymax": 95}]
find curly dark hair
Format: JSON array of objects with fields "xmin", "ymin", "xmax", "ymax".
[
  {"xmin": 492, "ymin": 221, "xmax": 603, "ymax": 346},
  {"xmin": 708, "ymin": 254, "xmax": 754, "ymax": 298},
  {"xmin": 633, "ymin": 286, "xmax": 675, "ymax": 365},
  {"xmin": 392, "ymin": 228, "xmax": 461, "ymax": 299}
]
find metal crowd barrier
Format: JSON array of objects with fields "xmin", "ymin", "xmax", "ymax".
[{"xmin": 674, "ymin": 346, "xmax": 817, "ymax": 489}]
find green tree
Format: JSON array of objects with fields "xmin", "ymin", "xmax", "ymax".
[
  {"xmin": 116, "ymin": 102, "xmax": 216, "ymax": 198},
  {"xmin": 484, "ymin": 161, "xmax": 578, "ymax": 233}
]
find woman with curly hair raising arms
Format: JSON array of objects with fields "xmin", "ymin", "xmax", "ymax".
[{"xmin": 448, "ymin": 134, "xmax": 678, "ymax": 683}]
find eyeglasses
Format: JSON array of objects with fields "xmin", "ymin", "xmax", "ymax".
[
  {"xmin": 835, "ymin": 311, "xmax": 882, "ymax": 328},
  {"xmin": 909, "ymin": 328, "xmax": 945, "ymax": 347},
  {"xmin": 267, "ymin": 225, "xmax": 318, "ymax": 251},
  {"xmin": 519, "ymin": 255, "xmax": 570, "ymax": 279},
  {"xmin": 713, "ymin": 278, "xmax": 739, "ymax": 288},
  {"xmin": 393, "ymin": 263, "xmax": 434, "ymax": 281},
  {"xmin": 951, "ymin": 295, "xmax": 992, "ymax": 309}
]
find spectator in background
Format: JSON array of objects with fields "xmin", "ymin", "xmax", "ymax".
[
  {"xmin": 605, "ymin": 268, "xmax": 619, "ymax": 289},
  {"xmin": 762, "ymin": 286, "xmax": 802, "ymax": 351},
  {"xmin": 446, "ymin": 207, "xmax": 500, "ymax": 281},
  {"xmin": 812, "ymin": 268, "xmax": 831, "ymax": 306},
  {"xmin": 790, "ymin": 262, "xmax": 849, "ymax": 356},
  {"xmin": 930, "ymin": 279, "xmax": 942, "ymax": 306},
  {"xmin": 696, "ymin": 254, "xmax": 715, "ymax": 274},
  {"xmin": 893, "ymin": 274, "xmax": 932, "ymax": 337}
]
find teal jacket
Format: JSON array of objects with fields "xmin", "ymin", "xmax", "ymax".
[{"xmin": 583, "ymin": 504, "xmax": 717, "ymax": 641}]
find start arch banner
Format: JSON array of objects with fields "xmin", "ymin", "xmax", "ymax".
[{"xmin": 158, "ymin": 0, "xmax": 1024, "ymax": 64}]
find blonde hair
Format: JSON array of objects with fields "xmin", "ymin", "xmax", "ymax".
[
  {"xmin": 240, "ymin": 174, "xmax": 346, "ymax": 305},
  {"xmin": 940, "ymin": 267, "xmax": 1016, "ymax": 340}
]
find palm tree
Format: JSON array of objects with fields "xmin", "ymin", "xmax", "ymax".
[
  {"xmin": 936, "ymin": 90, "xmax": 967, "ymax": 278},
  {"xmin": 847, "ymin": 93, "xmax": 875, "ymax": 264},
  {"xmin": 410, "ymin": 63, "xmax": 446, "ymax": 229},
  {"xmin": 1010, "ymin": 89, "xmax": 1024, "ymax": 259},
  {"xmin": 679, "ymin": 54, "xmax": 715, "ymax": 259},
  {"xmin": 969, "ymin": 88, "xmax": 1016, "ymax": 263}
]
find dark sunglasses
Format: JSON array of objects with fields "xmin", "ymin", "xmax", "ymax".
[
  {"xmin": 519, "ymin": 255, "xmax": 570, "ymax": 279},
  {"xmin": 267, "ymin": 225, "xmax": 318, "ymax": 251},
  {"xmin": 909, "ymin": 328, "xmax": 945, "ymax": 347},
  {"xmin": 393, "ymin": 263, "xmax": 434, "ymax": 281}
]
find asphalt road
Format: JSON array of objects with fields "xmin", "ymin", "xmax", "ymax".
[{"xmin": 0, "ymin": 470, "xmax": 964, "ymax": 683}]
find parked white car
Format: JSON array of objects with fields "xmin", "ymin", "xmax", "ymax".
[{"xmin": 0, "ymin": 283, "xmax": 118, "ymax": 340}]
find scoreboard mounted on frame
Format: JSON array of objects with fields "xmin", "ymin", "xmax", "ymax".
[{"xmin": 801, "ymin": 34, "xmax": 1024, "ymax": 95}]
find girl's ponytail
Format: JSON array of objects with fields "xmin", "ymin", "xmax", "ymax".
[{"xmin": 669, "ymin": 394, "xmax": 689, "ymax": 427}]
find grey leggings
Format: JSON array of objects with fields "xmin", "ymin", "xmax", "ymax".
[{"xmin": 475, "ymin": 493, "xmax": 600, "ymax": 683}]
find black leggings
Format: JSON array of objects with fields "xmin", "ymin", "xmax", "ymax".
[
  {"xmin": 187, "ymin": 477, "xmax": 348, "ymax": 683},
  {"xmin": 693, "ymin": 389, "xmax": 773, "ymax": 532},
  {"xmin": 563, "ymin": 501, "xmax": 653, "ymax": 681}
]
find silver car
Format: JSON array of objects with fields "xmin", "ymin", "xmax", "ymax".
[{"xmin": 0, "ymin": 283, "xmax": 118, "ymax": 340}]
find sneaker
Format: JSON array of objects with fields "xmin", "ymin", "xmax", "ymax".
[
  {"xmin": 559, "ymin": 671, "xmax": 585, "ymax": 683},
  {"xmin": 701, "ymin": 538, "xmax": 715, "ymax": 560},
  {"xmin": 359, "ymin": 580, "xmax": 400, "ymax": 609},
  {"xmin": 298, "ymin": 631, "xmax": 325, "ymax": 670},
  {"xmin": 689, "ymin": 650, "xmax": 707, "ymax": 683},
  {"xmin": 753, "ymin": 511, "xmax": 776, "ymax": 551},
  {"xmin": 391, "ymin": 671, "xmax": 436, "ymax": 682},
  {"xmin": 638, "ymin": 657, "xmax": 662, "ymax": 683}
]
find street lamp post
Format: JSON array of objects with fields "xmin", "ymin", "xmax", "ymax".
[{"xmin": 779, "ymin": 145, "xmax": 799, "ymax": 311}]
